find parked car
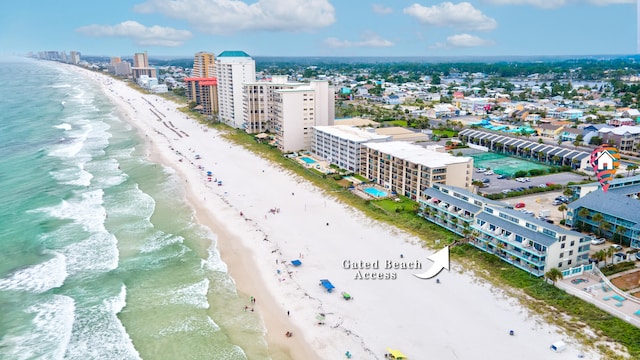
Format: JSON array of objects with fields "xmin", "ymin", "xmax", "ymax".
[
  {"xmin": 481, "ymin": 178, "xmax": 490, "ymax": 183},
  {"xmin": 502, "ymin": 189, "xmax": 511, "ymax": 194},
  {"xmin": 515, "ymin": 202, "xmax": 525, "ymax": 208},
  {"xmin": 476, "ymin": 168, "xmax": 486, "ymax": 173},
  {"xmin": 611, "ymin": 244, "xmax": 623, "ymax": 251},
  {"xmin": 591, "ymin": 238, "xmax": 606, "ymax": 245},
  {"xmin": 552, "ymin": 200, "xmax": 563, "ymax": 206},
  {"xmin": 484, "ymin": 170, "xmax": 494, "ymax": 175},
  {"xmin": 497, "ymin": 174, "xmax": 506, "ymax": 179},
  {"xmin": 546, "ymin": 219, "xmax": 554, "ymax": 224},
  {"xmin": 546, "ymin": 182, "xmax": 555, "ymax": 186},
  {"xmin": 538, "ymin": 184, "xmax": 547, "ymax": 188}
]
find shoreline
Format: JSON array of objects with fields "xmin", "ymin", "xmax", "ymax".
[{"xmin": 71, "ymin": 64, "xmax": 604, "ymax": 360}]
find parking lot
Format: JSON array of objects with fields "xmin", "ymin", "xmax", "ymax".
[
  {"xmin": 473, "ymin": 171, "xmax": 587, "ymax": 194},
  {"xmin": 500, "ymin": 190, "xmax": 566, "ymax": 224}
]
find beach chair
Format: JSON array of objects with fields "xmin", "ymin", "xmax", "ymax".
[
  {"xmin": 615, "ymin": 302, "xmax": 623, "ymax": 307},
  {"xmin": 603, "ymin": 296, "xmax": 610, "ymax": 301}
]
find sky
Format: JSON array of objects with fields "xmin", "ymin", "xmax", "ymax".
[{"xmin": 0, "ymin": 0, "xmax": 637, "ymax": 58}]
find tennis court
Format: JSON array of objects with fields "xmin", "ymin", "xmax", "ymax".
[{"xmin": 470, "ymin": 152, "xmax": 551, "ymax": 177}]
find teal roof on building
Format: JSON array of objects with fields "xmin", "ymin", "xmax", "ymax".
[{"xmin": 218, "ymin": 50, "xmax": 251, "ymax": 58}]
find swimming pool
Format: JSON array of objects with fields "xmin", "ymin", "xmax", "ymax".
[
  {"xmin": 300, "ymin": 156, "xmax": 316, "ymax": 164},
  {"xmin": 363, "ymin": 187, "xmax": 388, "ymax": 198}
]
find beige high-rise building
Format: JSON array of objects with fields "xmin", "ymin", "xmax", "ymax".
[
  {"xmin": 133, "ymin": 52, "xmax": 148, "ymax": 67},
  {"xmin": 243, "ymin": 75, "xmax": 300, "ymax": 134},
  {"xmin": 272, "ymin": 80, "xmax": 335, "ymax": 152},
  {"xmin": 132, "ymin": 51, "xmax": 156, "ymax": 80},
  {"xmin": 192, "ymin": 52, "xmax": 216, "ymax": 78}
]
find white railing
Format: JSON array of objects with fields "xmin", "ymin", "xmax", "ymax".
[
  {"xmin": 555, "ymin": 281, "xmax": 640, "ymax": 328},
  {"xmin": 593, "ymin": 267, "xmax": 640, "ymax": 306}
]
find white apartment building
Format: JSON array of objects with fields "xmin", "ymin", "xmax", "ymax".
[
  {"xmin": 361, "ymin": 142, "xmax": 473, "ymax": 199},
  {"xmin": 243, "ymin": 75, "xmax": 300, "ymax": 134},
  {"xmin": 216, "ymin": 51, "xmax": 256, "ymax": 128},
  {"xmin": 273, "ymin": 80, "xmax": 335, "ymax": 152},
  {"xmin": 312, "ymin": 125, "xmax": 392, "ymax": 172}
]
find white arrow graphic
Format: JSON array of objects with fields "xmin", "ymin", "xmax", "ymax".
[{"xmin": 413, "ymin": 246, "xmax": 450, "ymax": 279}]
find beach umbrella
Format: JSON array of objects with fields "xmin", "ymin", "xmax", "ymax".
[{"xmin": 386, "ymin": 348, "xmax": 408, "ymax": 359}]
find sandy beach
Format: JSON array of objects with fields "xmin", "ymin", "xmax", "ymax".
[{"xmin": 73, "ymin": 66, "xmax": 604, "ymax": 360}]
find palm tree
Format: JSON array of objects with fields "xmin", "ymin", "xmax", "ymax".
[
  {"xmin": 558, "ymin": 204, "xmax": 568, "ymax": 220},
  {"xmin": 614, "ymin": 226, "xmax": 626, "ymax": 246},
  {"xmin": 563, "ymin": 188, "xmax": 573, "ymax": 197},
  {"xmin": 552, "ymin": 155, "xmax": 561, "ymax": 165},
  {"xmin": 545, "ymin": 268, "xmax": 563, "ymax": 285},
  {"xmin": 606, "ymin": 246, "xmax": 615, "ymax": 265},
  {"xmin": 592, "ymin": 213, "xmax": 604, "ymax": 235},
  {"xmin": 601, "ymin": 222, "xmax": 612, "ymax": 238},
  {"xmin": 626, "ymin": 164, "xmax": 638, "ymax": 177},
  {"xmin": 593, "ymin": 249, "xmax": 606, "ymax": 267},
  {"xmin": 577, "ymin": 208, "xmax": 590, "ymax": 231}
]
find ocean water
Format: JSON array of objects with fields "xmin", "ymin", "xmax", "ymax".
[{"xmin": 0, "ymin": 58, "xmax": 268, "ymax": 359}]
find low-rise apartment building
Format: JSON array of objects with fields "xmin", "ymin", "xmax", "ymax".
[
  {"xmin": 312, "ymin": 125, "xmax": 391, "ymax": 172},
  {"xmin": 567, "ymin": 175, "xmax": 640, "ymax": 249},
  {"xmin": 419, "ymin": 184, "xmax": 591, "ymax": 276},
  {"xmin": 360, "ymin": 142, "xmax": 473, "ymax": 199}
]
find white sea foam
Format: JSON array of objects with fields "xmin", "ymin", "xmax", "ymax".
[
  {"xmin": 62, "ymin": 232, "xmax": 118, "ymax": 275},
  {"xmin": 35, "ymin": 189, "xmax": 119, "ymax": 274},
  {"xmin": 107, "ymin": 184, "xmax": 155, "ymax": 219},
  {"xmin": 157, "ymin": 315, "xmax": 221, "ymax": 337},
  {"xmin": 54, "ymin": 123, "xmax": 72, "ymax": 131},
  {"xmin": 140, "ymin": 231, "xmax": 185, "ymax": 254},
  {"xmin": 0, "ymin": 252, "xmax": 67, "ymax": 293},
  {"xmin": 166, "ymin": 279, "xmax": 210, "ymax": 309},
  {"xmin": 50, "ymin": 164, "xmax": 93, "ymax": 187},
  {"xmin": 202, "ymin": 234, "xmax": 228, "ymax": 273},
  {"xmin": 0, "ymin": 295, "xmax": 75, "ymax": 360},
  {"xmin": 64, "ymin": 284, "xmax": 141, "ymax": 360},
  {"xmin": 85, "ymin": 158, "xmax": 127, "ymax": 188}
]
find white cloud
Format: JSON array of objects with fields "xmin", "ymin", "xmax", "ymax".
[
  {"xmin": 431, "ymin": 33, "xmax": 495, "ymax": 48},
  {"xmin": 324, "ymin": 33, "xmax": 394, "ymax": 48},
  {"xmin": 133, "ymin": 0, "xmax": 335, "ymax": 34},
  {"xmin": 484, "ymin": 0, "xmax": 633, "ymax": 8},
  {"xmin": 403, "ymin": 2, "xmax": 497, "ymax": 31},
  {"xmin": 76, "ymin": 21, "xmax": 191, "ymax": 47},
  {"xmin": 372, "ymin": 4, "xmax": 393, "ymax": 14}
]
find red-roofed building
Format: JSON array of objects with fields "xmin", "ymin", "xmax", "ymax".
[{"xmin": 184, "ymin": 77, "xmax": 218, "ymax": 116}]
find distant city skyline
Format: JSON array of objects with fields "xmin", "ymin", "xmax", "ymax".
[{"xmin": 1, "ymin": 1, "xmax": 637, "ymax": 58}]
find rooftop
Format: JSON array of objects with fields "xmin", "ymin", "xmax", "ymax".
[
  {"xmin": 313, "ymin": 125, "xmax": 391, "ymax": 143},
  {"xmin": 363, "ymin": 141, "xmax": 472, "ymax": 168},
  {"xmin": 570, "ymin": 188, "xmax": 640, "ymax": 227},
  {"xmin": 218, "ymin": 50, "xmax": 251, "ymax": 58}
]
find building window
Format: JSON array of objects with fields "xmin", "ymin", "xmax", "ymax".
[
  {"xmin": 568, "ymin": 260, "xmax": 572, "ymax": 265},
  {"xmin": 558, "ymin": 262, "xmax": 563, "ymax": 268},
  {"xmin": 561, "ymin": 243, "xmax": 565, "ymax": 249},
  {"xmin": 559, "ymin": 253, "xmax": 564, "ymax": 258}
]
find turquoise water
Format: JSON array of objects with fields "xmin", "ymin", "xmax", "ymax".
[
  {"xmin": 0, "ymin": 58, "xmax": 267, "ymax": 359},
  {"xmin": 470, "ymin": 152, "xmax": 551, "ymax": 177},
  {"xmin": 363, "ymin": 187, "xmax": 388, "ymax": 198},
  {"xmin": 300, "ymin": 157, "xmax": 316, "ymax": 164}
]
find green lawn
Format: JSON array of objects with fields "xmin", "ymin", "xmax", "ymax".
[{"xmin": 381, "ymin": 120, "xmax": 408, "ymax": 127}]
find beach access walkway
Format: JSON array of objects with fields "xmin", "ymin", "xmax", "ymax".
[{"xmin": 556, "ymin": 268, "xmax": 640, "ymax": 328}]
